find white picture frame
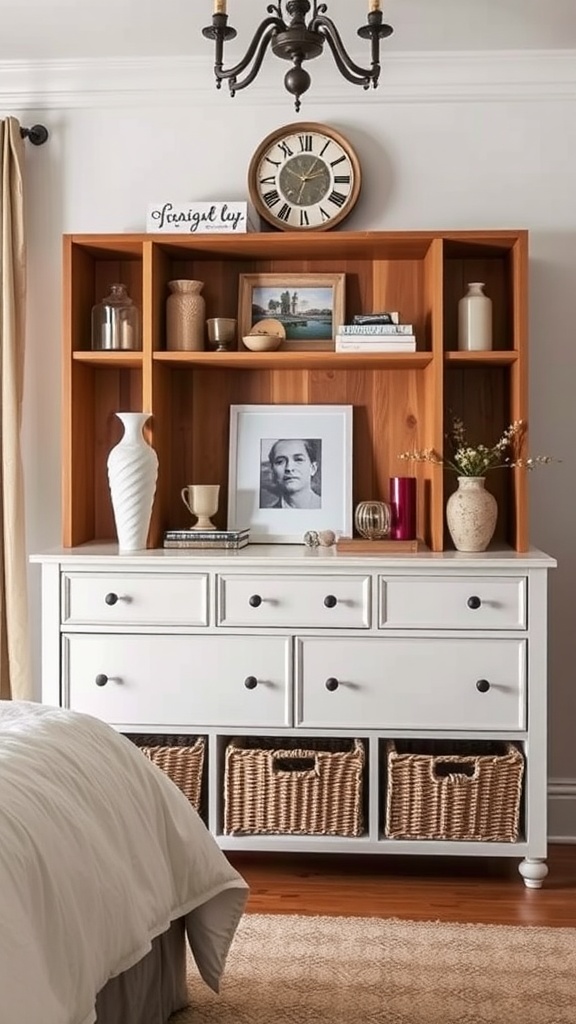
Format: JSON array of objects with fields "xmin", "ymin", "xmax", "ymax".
[{"xmin": 228, "ymin": 404, "xmax": 353, "ymax": 543}]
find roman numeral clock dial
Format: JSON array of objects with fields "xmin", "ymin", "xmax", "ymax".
[{"xmin": 248, "ymin": 123, "xmax": 362, "ymax": 232}]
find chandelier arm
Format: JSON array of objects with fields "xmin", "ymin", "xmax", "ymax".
[
  {"xmin": 212, "ymin": 17, "xmax": 284, "ymax": 86},
  {"xmin": 312, "ymin": 14, "xmax": 378, "ymax": 86}
]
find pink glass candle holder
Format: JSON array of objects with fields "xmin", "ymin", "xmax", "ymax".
[{"xmin": 389, "ymin": 476, "xmax": 417, "ymax": 540}]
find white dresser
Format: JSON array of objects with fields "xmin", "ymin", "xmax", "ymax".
[{"xmin": 32, "ymin": 543, "xmax": 555, "ymax": 887}]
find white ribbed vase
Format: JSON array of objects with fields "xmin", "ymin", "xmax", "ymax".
[
  {"xmin": 446, "ymin": 476, "xmax": 498, "ymax": 553},
  {"xmin": 107, "ymin": 412, "xmax": 158, "ymax": 551}
]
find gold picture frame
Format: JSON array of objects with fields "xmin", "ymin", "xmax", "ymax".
[{"xmin": 238, "ymin": 272, "xmax": 345, "ymax": 351}]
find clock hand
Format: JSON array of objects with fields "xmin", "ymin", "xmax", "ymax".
[{"xmin": 296, "ymin": 178, "xmax": 307, "ymax": 203}]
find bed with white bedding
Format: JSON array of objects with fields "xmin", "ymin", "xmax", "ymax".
[{"xmin": 0, "ymin": 700, "xmax": 249, "ymax": 1024}]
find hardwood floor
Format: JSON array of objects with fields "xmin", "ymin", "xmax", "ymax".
[{"xmin": 229, "ymin": 844, "xmax": 576, "ymax": 927}]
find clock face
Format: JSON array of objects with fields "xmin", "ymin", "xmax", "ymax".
[{"xmin": 248, "ymin": 122, "xmax": 361, "ymax": 232}]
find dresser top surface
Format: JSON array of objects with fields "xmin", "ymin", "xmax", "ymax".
[{"xmin": 30, "ymin": 543, "xmax": 557, "ymax": 569}]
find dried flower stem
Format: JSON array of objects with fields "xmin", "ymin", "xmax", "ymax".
[{"xmin": 398, "ymin": 418, "xmax": 558, "ymax": 477}]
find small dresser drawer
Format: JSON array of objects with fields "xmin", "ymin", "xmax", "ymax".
[
  {"xmin": 217, "ymin": 574, "xmax": 371, "ymax": 629},
  {"xmin": 379, "ymin": 576, "xmax": 527, "ymax": 630},
  {"xmin": 61, "ymin": 572, "xmax": 209, "ymax": 626},
  {"xmin": 63, "ymin": 634, "xmax": 291, "ymax": 727},
  {"xmin": 295, "ymin": 637, "xmax": 526, "ymax": 730}
]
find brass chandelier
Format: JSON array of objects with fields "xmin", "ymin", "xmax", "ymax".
[{"xmin": 202, "ymin": 0, "xmax": 393, "ymax": 112}]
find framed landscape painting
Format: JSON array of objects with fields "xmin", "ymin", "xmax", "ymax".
[
  {"xmin": 238, "ymin": 272, "xmax": 345, "ymax": 350},
  {"xmin": 228, "ymin": 404, "xmax": 353, "ymax": 542}
]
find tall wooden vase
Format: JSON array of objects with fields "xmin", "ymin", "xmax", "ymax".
[
  {"xmin": 166, "ymin": 279, "xmax": 205, "ymax": 351},
  {"xmin": 107, "ymin": 412, "xmax": 158, "ymax": 551}
]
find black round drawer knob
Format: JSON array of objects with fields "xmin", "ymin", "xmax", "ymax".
[
  {"xmin": 324, "ymin": 594, "xmax": 338, "ymax": 608},
  {"xmin": 467, "ymin": 595, "xmax": 482, "ymax": 610},
  {"xmin": 95, "ymin": 673, "xmax": 109, "ymax": 687},
  {"xmin": 325, "ymin": 677, "xmax": 339, "ymax": 691},
  {"xmin": 248, "ymin": 594, "xmax": 262, "ymax": 608},
  {"xmin": 244, "ymin": 676, "xmax": 258, "ymax": 690},
  {"xmin": 105, "ymin": 592, "xmax": 119, "ymax": 606},
  {"xmin": 476, "ymin": 678, "xmax": 491, "ymax": 693}
]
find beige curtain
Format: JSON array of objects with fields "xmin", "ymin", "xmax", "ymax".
[{"xmin": 0, "ymin": 117, "xmax": 31, "ymax": 699}]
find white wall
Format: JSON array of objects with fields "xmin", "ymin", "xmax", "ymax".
[{"xmin": 8, "ymin": 50, "xmax": 576, "ymax": 837}]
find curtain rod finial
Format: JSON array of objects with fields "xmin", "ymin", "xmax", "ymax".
[{"xmin": 20, "ymin": 124, "xmax": 49, "ymax": 146}]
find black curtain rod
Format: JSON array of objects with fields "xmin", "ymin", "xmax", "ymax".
[{"xmin": 19, "ymin": 124, "xmax": 49, "ymax": 146}]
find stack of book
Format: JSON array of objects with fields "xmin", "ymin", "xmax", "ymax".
[
  {"xmin": 335, "ymin": 312, "xmax": 416, "ymax": 353},
  {"xmin": 163, "ymin": 528, "xmax": 250, "ymax": 550}
]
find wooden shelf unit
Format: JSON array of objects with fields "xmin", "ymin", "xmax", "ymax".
[{"xmin": 62, "ymin": 229, "xmax": 529, "ymax": 553}]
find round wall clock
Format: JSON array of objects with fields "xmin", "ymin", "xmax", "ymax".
[{"xmin": 247, "ymin": 122, "xmax": 362, "ymax": 233}]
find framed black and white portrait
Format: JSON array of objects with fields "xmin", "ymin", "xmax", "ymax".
[{"xmin": 228, "ymin": 404, "xmax": 353, "ymax": 543}]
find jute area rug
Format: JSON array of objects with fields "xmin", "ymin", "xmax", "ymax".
[{"xmin": 170, "ymin": 913, "xmax": 575, "ymax": 1024}]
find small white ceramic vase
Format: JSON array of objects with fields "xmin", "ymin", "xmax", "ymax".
[
  {"xmin": 458, "ymin": 282, "xmax": 492, "ymax": 351},
  {"xmin": 107, "ymin": 412, "xmax": 158, "ymax": 551},
  {"xmin": 446, "ymin": 476, "xmax": 497, "ymax": 552}
]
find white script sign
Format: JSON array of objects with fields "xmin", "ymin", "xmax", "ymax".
[{"xmin": 146, "ymin": 201, "xmax": 258, "ymax": 234}]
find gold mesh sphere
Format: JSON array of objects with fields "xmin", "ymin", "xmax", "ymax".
[{"xmin": 354, "ymin": 501, "xmax": 391, "ymax": 540}]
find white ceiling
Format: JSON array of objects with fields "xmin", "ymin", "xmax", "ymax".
[{"xmin": 1, "ymin": 0, "xmax": 576, "ymax": 61}]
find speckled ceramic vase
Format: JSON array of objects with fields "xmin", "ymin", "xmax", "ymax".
[
  {"xmin": 166, "ymin": 280, "xmax": 205, "ymax": 351},
  {"xmin": 446, "ymin": 476, "xmax": 497, "ymax": 552}
]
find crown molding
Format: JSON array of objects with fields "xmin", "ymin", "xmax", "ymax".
[{"xmin": 1, "ymin": 50, "xmax": 576, "ymax": 110}]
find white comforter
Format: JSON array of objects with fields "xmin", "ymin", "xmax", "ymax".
[{"xmin": 0, "ymin": 701, "xmax": 248, "ymax": 1024}]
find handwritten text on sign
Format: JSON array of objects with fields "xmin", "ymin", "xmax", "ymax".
[{"xmin": 147, "ymin": 201, "xmax": 258, "ymax": 234}]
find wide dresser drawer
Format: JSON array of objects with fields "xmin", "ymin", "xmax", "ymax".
[
  {"xmin": 61, "ymin": 572, "xmax": 209, "ymax": 626},
  {"xmin": 62, "ymin": 634, "xmax": 291, "ymax": 727},
  {"xmin": 379, "ymin": 576, "xmax": 527, "ymax": 630},
  {"xmin": 217, "ymin": 574, "xmax": 371, "ymax": 628},
  {"xmin": 295, "ymin": 637, "xmax": 526, "ymax": 730}
]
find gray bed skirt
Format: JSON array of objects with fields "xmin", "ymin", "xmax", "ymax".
[{"xmin": 95, "ymin": 917, "xmax": 188, "ymax": 1024}]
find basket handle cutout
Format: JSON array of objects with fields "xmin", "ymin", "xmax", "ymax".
[
  {"xmin": 272, "ymin": 754, "xmax": 318, "ymax": 775},
  {"xmin": 432, "ymin": 759, "xmax": 478, "ymax": 781}
]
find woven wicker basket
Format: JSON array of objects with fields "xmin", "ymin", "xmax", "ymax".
[
  {"xmin": 385, "ymin": 740, "xmax": 524, "ymax": 842},
  {"xmin": 134, "ymin": 735, "xmax": 205, "ymax": 811},
  {"xmin": 224, "ymin": 737, "xmax": 365, "ymax": 836}
]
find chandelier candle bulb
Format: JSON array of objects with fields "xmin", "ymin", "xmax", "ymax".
[
  {"xmin": 369, "ymin": 0, "xmax": 381, "ymax": 10},
  {"xmin": 214, "ymin": 0, "xmax": 227, "ymax": 13}
]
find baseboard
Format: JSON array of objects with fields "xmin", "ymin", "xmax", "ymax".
[{"xmin": 548, "ymin": 778, "xmax": 576, "ymax": 843}]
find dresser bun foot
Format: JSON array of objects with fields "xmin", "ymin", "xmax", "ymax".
[{"xmin": 518, "ymin": 857, "xmax": 548, "ymax": 888}]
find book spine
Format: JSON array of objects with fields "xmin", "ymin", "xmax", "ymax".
[
  {"xmin": 352, "ymin": 312, "xmax": 400, "ymax": 325},
  {"xmin": 164, "ymin": 531, "xmax": 249, "ymax": 541},
  {"xmin": 335, "ymin": 340, "xmax": 416, "ymax": 353},
  {"xmin": 163, "ymin": 540, "xmax": 249, "ymax": 549},
  {"xmin": 335, "ymin": 334, "xmax": 416, "ymax": 345},
  {"xmin": 337, "ymin": 323, "xmax": 413, "ymax": 335}
]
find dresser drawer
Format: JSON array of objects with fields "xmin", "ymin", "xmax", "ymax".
[
  {"xmin": 295, "ymin": 637, "xmax": 526, "ymax": 730},
  {"xmin": 61, "ymin": 572, "xmax": 209, "ymax": 626},
  {"xmin": 379, "ymin": 576, "xmax": 527, "ymax": 630},
  {"xmin": 62, "ymin": 634, "xmax": 291, "ymax": 727},
  {"xmin": 217, "ymin": 574, "xmax": 371, "ymax": 628}
]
